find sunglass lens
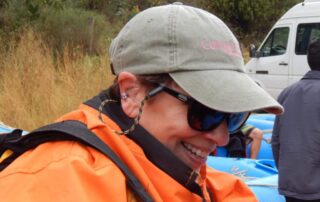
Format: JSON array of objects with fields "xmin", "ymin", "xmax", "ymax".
[
  {"xmin": 188, "ymin": 102, "xmax": 225, "ymax": 131},
  {"xmin": 188, "ymin": 100, "xmax": 249, "ymax": 132},
  {"xmin": 227, "ymin": 112, "xmax": 250, "ymax": 132}
]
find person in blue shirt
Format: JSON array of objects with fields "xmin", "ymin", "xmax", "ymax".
[{"xmin": 272, "ymin": 40, "xmax": 320, "ymax": 202}]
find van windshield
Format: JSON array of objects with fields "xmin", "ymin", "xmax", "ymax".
[{"xmin": 296, "ymin": 23, "xmax": 320, "ymax": 55}]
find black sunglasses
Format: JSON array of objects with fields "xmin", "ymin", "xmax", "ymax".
[{"xmin": 147, "ymin": 84, "xmax": 249, "ymax": 132}]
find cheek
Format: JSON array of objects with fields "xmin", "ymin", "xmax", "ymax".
[
  {"xmin": 157, "ymin": 112, "xmax": 196, "ymax": 151},
  {"xmin": 167, "ymin": 111, "xmax": 188, "ymax": 129},
  {"xmin": 141, "ymin": 102, "xmax": 193, "ymax": 148}
]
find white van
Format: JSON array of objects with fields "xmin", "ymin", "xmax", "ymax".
[{"xmin": 245, "ymin": 0, "xmax": 320, "ymax": 99}]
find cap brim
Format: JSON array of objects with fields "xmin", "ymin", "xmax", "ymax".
[{"xmin": 169, "ymin": 70, "xmax": 283, "ymax": 115}]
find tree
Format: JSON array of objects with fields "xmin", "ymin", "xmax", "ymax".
[{"xmin": 199, "ymin": 0, "xmax": 301, "ymax": 44}]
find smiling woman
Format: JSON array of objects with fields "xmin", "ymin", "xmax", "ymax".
[{"xmin": 0, "ymin": 3, "xmax": 283, "ymax": 202}]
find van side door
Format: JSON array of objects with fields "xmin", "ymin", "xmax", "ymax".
[{"xmin": 246, "ymin": 24, "xmax": 292, "ymax": 98}]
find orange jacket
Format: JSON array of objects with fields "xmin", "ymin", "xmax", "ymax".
[{"xmin": 0, "ymin": 103, "xmax": 257, "ymax": 202}]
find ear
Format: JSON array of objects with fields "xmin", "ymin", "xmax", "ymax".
[{"xmin": 118, "ymin": 72, "xmax": 147, "ymax": 118}]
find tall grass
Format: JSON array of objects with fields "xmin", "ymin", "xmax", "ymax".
[{"xmin": 0, "ymin": 29, "xmax": 113, "ymax": 131}]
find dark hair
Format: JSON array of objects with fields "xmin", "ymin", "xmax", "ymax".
[
  {"xmin": 307, "ymin": 40, "xmax": 320, "ymax": 71},
  {"xmin": 109, "ymin": 74, "xmax": 172, "ymax": 100}
]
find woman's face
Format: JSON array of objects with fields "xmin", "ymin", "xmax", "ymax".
[{"xmin": 139, "ymin": 82, "xmax": 229, "ymax": 170}]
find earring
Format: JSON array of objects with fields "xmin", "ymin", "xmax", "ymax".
[
  {"xmin": 114, "ymin": 95, "xmax": 148, "ymax": 135},
  {"xmin": 120, "ymin": 93, "xmax": 128, "ymax": 100}
]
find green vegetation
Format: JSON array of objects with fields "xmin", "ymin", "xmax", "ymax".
[
  {"xmin": 0, "ymin": 0, "xmax": 302, "ymax": 52},
  {"xmin": 200, "ymin": 0, "xmax": 301, "ymax": 44}
]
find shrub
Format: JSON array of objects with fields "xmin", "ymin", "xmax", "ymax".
[
  {"xmin": 199, "ymin": 0, "xmax": 301, "ymax": 44},
  {"xmin": 0, "ymin": 0, "xmax": 112, "ymax": 55},
  {"xmin": 36, "ymin": 7, "xmax": 110, "ymax": 54},
  {"xmin": 0, "ymin": 0, "xmax": 32, "ymax": 37}
]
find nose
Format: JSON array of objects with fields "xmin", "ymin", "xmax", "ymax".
[{"xmin": 203, "ymin": 121, "xmax": 229, "ymax": 146}]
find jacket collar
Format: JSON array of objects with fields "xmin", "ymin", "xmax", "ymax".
[
  {"xmin": 302, "ymin": 70, "xmax": 320, "ymax": 80},
  {"xmin": 83, "ymin": 89, "xmax": 204, "ymax": 196}
]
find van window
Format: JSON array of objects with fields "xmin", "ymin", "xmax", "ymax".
[
  {"xmin": 260, "ymin": 27, "xmax": 289, "ymax": 57},
  {"xmin": 295, "ymin": 23, "xmax": 320, "ymax": 55}
]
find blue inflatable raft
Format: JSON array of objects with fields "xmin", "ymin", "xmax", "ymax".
[
  {"xmin": 0, "ymin": 122, "xmax": 14, "ymax": 134},
  {"xmin": 207, "ymin": 156, "xmax": 284, "ymax": 201},
  {"xmin": 207, "ymin": 157, "xmax": 277, "ymax": 178},
  {"xmin": 247, "ymin": 175, "xmax": 284, "ymax": 202}
]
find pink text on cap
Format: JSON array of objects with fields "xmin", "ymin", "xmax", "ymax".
[{"xmin": 200, "ymin": 40, "xmax": 242, "ymax": 57}]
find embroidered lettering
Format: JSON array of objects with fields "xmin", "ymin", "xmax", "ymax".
[{"xmin": 200, "ymin": 40, "xmax": 242, "ymax": 57}]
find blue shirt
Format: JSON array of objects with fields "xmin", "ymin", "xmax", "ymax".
[{"xmin": 272, "ymin": 70, "xmax": 320, "ymax": 200}]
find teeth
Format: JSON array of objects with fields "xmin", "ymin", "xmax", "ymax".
[{"xmin": 183, "ymin": 142, "xmax": 208, "ymax": 158}]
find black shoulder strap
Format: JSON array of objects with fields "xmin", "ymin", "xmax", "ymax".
[{"xmin": 0, "ymin": 120, "xmax": 153, "ymax": 202}]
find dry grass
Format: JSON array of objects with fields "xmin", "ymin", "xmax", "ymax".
[
  {"xmin": 243, "ymin": 48, "xmax": 250, "ymax": 64},
  {"xmin": 0, "ymin": 30, "xmax": 113, "ymax": 131}
]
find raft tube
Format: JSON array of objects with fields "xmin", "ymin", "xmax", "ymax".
[
  {"xmin": 207, "ymin": 156, "xmax": 278, "ymax": 178},
  {"xmin": 207, "ymin": 156, "xmax": 285, "ymax": 201},
  {"xmin": 246, "ymin": 175, "xmax": 285, "ymax": 202},
  {"xmin": 0, "ymin": 123, "xmax": 14, "ymax": 133}
]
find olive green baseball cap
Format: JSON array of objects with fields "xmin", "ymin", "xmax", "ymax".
[{"xmin": 109, "ymin": 3, "xmax": 283, "ymax": 115}]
